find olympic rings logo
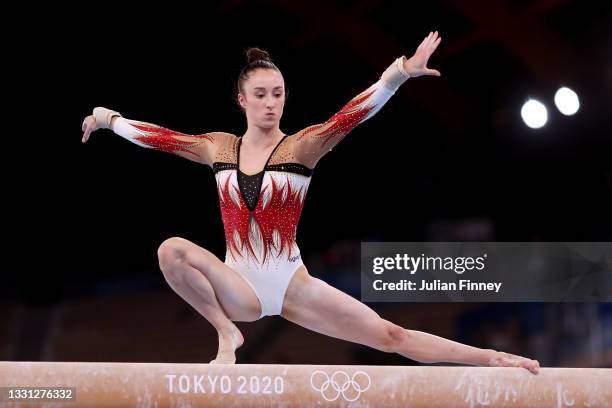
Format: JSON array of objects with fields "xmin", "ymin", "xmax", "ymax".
[{"xmin": 310, "ymin": 370, "xmax": 371, "ymax": 402}]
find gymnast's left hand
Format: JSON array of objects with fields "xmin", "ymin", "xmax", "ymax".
[
  {"xmin": 488, "ymin": 350, "xmax": 540, "ymax": 374},
  {"xmin": 404, "ymin": 31, "xmax": 442, "ymax": 78}
]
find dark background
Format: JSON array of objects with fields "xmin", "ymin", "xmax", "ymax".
[{"xmin": 5, "ymin": 0, "xmax": 612, "ymax": 366}]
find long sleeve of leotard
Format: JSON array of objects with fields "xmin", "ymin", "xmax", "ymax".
[
  {"xmin": 93, "ymin": 108, "xmax": 217, "ymax": 166},
  {"xmin": 293, "ymin": 56, "xmax": 410, "ymax": 168}
]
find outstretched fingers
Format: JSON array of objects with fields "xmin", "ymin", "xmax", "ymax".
[
  {"xmin": 425, "ymin": 32, "xmax": 441, "ymax": 56},
  {"xmin": 430, "ymin": 36, "xmax": 442, "ymax": 53},
  {"xmin": 82, "ymin": 117, "xmax": 94, "ymax": 143},
  {"xmin": 81, "ymin": 115, "xmax": 96, "ymax": 143},
  {"xmin": 414, "ymin": 31, "xmax": 442, "ymax": 77}
]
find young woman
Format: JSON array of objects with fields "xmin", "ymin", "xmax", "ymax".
[{"xmin": 82, "ymin": 31, "xmax": 539, "ymax": 373}]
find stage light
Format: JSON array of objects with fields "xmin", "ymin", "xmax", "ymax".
[
  {"xmin": 554, "ymin": 86, "xmax": 580, "ymax": 116},
  {"xmin": 521, "ymin": 99, "xmax": 548, "ymax": 129}
]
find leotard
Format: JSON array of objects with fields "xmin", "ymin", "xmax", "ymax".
[{"xmin": 105, "ymin": 56, "xmax": 410, "ymax": 318}]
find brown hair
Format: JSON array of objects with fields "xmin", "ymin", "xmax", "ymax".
[{"xmin": 236, "ymin": 47, "xmax": 287, "ymax": 109}]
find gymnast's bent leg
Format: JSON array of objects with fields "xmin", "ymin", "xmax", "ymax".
[
  {"xmin": 157, "ymin": 237, "xmax": 262, "ymax": 363},
  {"xmin": 281, "ymin": 266, "xmax": 539, "ymax": 372}
]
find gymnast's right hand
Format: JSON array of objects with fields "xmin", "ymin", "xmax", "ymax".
[
  {"xmin": 81, "ymin": 115, "xmax": 97, "ymax": 143},
  {"xmin": 81, "ymin": 107, "xmax": 122, "ymax": 143}
]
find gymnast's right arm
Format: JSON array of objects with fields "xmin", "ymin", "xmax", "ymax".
[{"xmin": 81, "ymin": 107, "xmax": 217, "ymax": 166}]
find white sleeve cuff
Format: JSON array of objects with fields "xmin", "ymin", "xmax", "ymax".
[
  {"xmin": 93, "ymin": 107, "xmax": 122, "ymax": 129},
  {"xmin": 380, "ymin": 56, "xmax": 411, "ymax": 92}
]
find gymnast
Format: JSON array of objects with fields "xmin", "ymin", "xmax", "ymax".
[{"xmin": 82, "ymin": 31, "xmax": 539, "ymax": 373}]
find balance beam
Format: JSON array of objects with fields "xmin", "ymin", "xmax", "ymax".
[{"xmin": 1, "ymin": 362, "xmax": 610, "ymax": 407}]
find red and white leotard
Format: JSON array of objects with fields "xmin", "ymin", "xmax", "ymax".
[{"xmin": 107, "ymin": 57, "xmax": 410, "ymax": 318}]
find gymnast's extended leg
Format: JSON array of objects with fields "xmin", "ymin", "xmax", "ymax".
[
  {"xmin": 281, "ymin": 267, "xmax": 539, "ymax": 373},
  {"xmin": 157, "ymin": 237, "xmax": 262, "ymax": 364}
]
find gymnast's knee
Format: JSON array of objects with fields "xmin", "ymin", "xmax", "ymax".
[
  {"xmin": 379, "ymin": 321, "xmax": 408, "ymax": 353},
  {"xmin": 157, "ymin": 237, "xmax": 188, "ymax": 277}
]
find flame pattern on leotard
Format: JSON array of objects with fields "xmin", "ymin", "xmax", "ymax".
[
  {"xmin": 297, "ymin": 88, "xmax": 377, "ymax": 148},
  {"xmin": 129, "ymin": 122, "xmax": 212, "ymax": 156},
  {"xmin": 111, "ymin": 118, "xmax": 214, "ymax": 161},
  {"xmin": 216, "ymin": 171, "xmax": 307, "ymax": 264},
  {"xmin": 293, "ymin": 80, "xmax": 396, "ymax": 169}
]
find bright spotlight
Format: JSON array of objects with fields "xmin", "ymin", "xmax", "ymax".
[
  {"xmin": 521, "ymin": 99, "xmax": 548, "ymax": 129},
  {"xmin": 554, "ymin": 86, "xmax": 580, "ymax": 116}
]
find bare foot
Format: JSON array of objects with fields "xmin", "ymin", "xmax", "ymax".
[
  {"xmin": 209, "ymin": 325, "xmax": 244, "ymax": 364},
  {"xmin": 488, "ymin": 351, "xmax": 540, "ymax": 374}
]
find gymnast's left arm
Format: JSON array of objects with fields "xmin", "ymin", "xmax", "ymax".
[{"xmin": 293, "ymin": 31, "xmax": 442, "ymax": 168}]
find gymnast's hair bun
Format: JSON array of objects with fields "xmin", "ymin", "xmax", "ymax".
[{"xmin": 246, "ymin": 47, "xmax": 273, "ymax": 64}]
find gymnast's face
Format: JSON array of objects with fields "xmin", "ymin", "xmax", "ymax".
[{"xmin": 238, "ymin": 68, "xmax": 286, "ymax": 130}]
